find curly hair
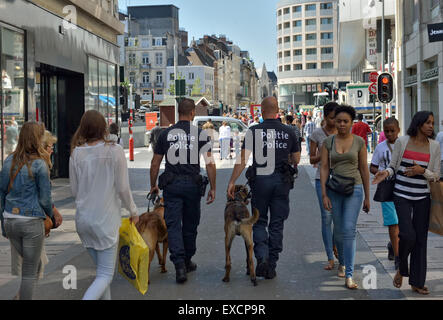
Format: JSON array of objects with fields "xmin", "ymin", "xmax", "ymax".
[{"xmin": 335, "ymin": 104, "xmax": 356, "ymax": 121}]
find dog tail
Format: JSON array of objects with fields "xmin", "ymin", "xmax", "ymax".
[{"xmin": 242, "ymin": 208, "xmax": 260, "ymax": 225}]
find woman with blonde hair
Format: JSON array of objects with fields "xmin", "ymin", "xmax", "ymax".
[
  {"xmin": 0, "ymin": 121, "xmax": 56, "ymax": 300},
  {"xmin": 70, "ymin": 110, "xmax": 139, "ymax": 300}
]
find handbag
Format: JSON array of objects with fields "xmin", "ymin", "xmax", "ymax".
[
  {"xmin": 326, "ymin": 136, "xmax": 355, "ymax": 196},
  {"xmin": 429, "ymin": 181, "xmax": 443, "ymax": 236},
  {"xmin": 373, "ymin": 143, "xmax": 396, "ymax": 202},
  {"xmin": 7, "ymin": 162, "xmax": 53, "ymax": 237}
]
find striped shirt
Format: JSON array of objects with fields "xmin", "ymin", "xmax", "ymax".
[
  {"xmin": 394, "ymin": 149, "xmax": 430, "ymax": 201},
  {"xmin": 304, "ymin": 121, "xmax": 316, "ymax": 137}
]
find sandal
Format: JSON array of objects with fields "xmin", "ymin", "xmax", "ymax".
[
  {"xmin": 345, "ymin": 278, "xmax": 358, "ymax": 289},
  {"xmin": 333, "ymin": 245, "xmax": 338, "ymax": 260},
  {"xmin": 412, "ymin": 286, "xmax": 430, "ymax": 295},
  {"xmin": 393, "ymin": 271, "xmax": 403, "ymax": 288},
  {"xmin": 324, "ymin": 260, "xmax": 335, "ymax": 270},
  {"xmin": 337, "ymin": 265, "xmax": 345, "ymax": 278}
]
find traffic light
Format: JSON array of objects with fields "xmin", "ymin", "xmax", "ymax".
[
  {"xmin": 333, "ymin": 89, "xmax": 338, "ymax": 101},
  {"xmin": 324, "ymin": 85, "xmax": 332, "ymax": 100},
  {"xmin": 151, "ymin": 89, "xmax": 155, "ymax": 103},
  {"xmin": 377, "ymin": 72, "xmax": 394, "ymax": 104}
]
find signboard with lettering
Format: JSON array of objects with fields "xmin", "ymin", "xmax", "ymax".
[
  {"xmin": 367, "ymin": 29, "xmax": 377, "ymax": 64},
  {"xmin": 428, "ymin": 23, "xmax": 443, "ymax": 42}
]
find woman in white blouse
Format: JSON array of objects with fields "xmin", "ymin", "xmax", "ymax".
[
  {"xmin": 69, "ymin": 110, "xmax": 140, "ymax": 300},
  {"xmin": 219, "ymin": 121, "xmax": 231, "ymax": 160}
]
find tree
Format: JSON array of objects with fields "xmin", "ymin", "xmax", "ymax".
[
  {"xmin": 167, "ymin": 73, "xmax": 184, "ymax": 95},
  {"xmin": 191, "ymin": 77, "xmax": 202, "ymax": 96}
]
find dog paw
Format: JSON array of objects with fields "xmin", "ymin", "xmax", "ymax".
[{"xmin": 222, "ymin": 277, "xmax": 230, "ymax": 282}]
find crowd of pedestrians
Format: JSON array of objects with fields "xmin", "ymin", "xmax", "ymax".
[{"xmin": 0, "ymin": 98, "xmax": 442, "ymax": 299}]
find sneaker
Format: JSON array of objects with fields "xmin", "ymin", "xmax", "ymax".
[
  {"xmin": 185, "ymin": 260, "xmax": 197, "ymax": 273},
  {"xmin": 265, "ymin": 267, "xmax": 276, "ymax": 279},
  {"xmin": 387, "ymin": 242, "xmax": 394, "ymax": 261},
  {"xmin": 175, "ymin": 265, "xmax": 187, "ymax": 284},
  {"xmin": 255, "ymin": 259, "xmax": 269, "ymax": 278}
]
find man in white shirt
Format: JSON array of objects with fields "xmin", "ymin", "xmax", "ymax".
[{"xmin": 219, "ymin": 122, "xmax": 231, "ymax": 160}]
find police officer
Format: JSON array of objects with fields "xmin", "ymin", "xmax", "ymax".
[
  {"xmin": 227, "ymin": 97, "xmax": 300, "ymax": 279},
  {"xmin": 150, "ymin": 98, "xmax": 216, "ymax": 284}
]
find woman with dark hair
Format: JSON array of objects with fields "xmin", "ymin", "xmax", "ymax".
[
  {"xmin": 320, "ymin": 105, "xmax": 370, "ymax": 289},
  {"xmin": 373, "ymin": 111, "xmax": 441, "ymax": 295},
  {"xmin": 310, "ymin": 102, "xmax": 338, "ymax": 270},
  {"xmin": 70, "ymin": 110, "xmax": 140, "ymax": 300},
  {"xmin": 285, "ymin": 114, "xmax": 302, "ymax": 151}
]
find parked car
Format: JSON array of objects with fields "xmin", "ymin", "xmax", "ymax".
[{"xmin": 137, "ymin": 106, "xmax": 150, "ymax": 120}]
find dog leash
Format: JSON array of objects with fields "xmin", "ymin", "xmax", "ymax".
[{"xmin": 146, "ymin": 192, "xmax": 160, "ymax": 212}]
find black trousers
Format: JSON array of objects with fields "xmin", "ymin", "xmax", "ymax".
[{"xmin": 393, "ymin": 195, "xmax": 431, "ymax": 288}]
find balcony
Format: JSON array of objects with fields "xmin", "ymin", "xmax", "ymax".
[
  {"xmin": 292, "ymin": 12, "xmax": 302, "ymax": 19},
  {"xmin": 284, "ymin": 28, "xmax": 291, "ymax": 35},
  {"xmin": 278, "ymin": 44, "xmax": 283, "ymax": 50},
  {"xmin": 155, "ymin": 82, "xmax": 164, "ymax": 88},
  {"xmin": 277, "ymin": 29, "xmax": 282, "ymax": 37},
  {"xmin": 277, "ymin": 15, "xmax": 283, "ymax": 24},
  {"xmin": 284, "ymin": 42, "xmax": 291, "ymax": 49},
  {"xmin": 139, "ymin": 82, "xmax": 152, "ymax": 89},
  {"xmin": 293, "ymin": 55, "xmax": 302, "ymax": 62},
  {"xmin": 305, "ymin": 10, "xmax": 317, "ymax": 17},
  {"xmin": 305, "ymin": 39, "xmax": 317, "ymax": 47},
  {"xmin": 321, "ymin": 38, "xmax": 333, "ymax": 46},
  {"xmin": 305, "ymin": 54, "xmax": 318, "ymax": 61},
  {"xmin": 140, "ymin": 63, "xmax": 151, "ymax": 69},
  {"xmin": 321, "ymin": 54, "xmax": 334, "ymax": 61},
  {"xmin": 320, "ymin": 9, "xmax": 333, "ymax": 16},
  {"xmin": 305, "ymin": 25, "xmax": 317, "ymax": 32},
  {"xmin": 293, "ymin": 41, "xmax": 302, "ymax": 48},
  {"xmin": 284, "ymin": 56, "xmax": 291, "ymax": 64},
  {"xmin": 293, "ymin": 26, "xmax": 302, "ymax": 34},
  {"xmin": 283, "ymin": 13, "xmax": 291, "ymax": 21},
  {"xmin": 320, "ymin": 24, "xmax": 333, "ymax": 31}
]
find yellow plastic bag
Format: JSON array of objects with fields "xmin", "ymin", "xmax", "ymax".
[{"xmin": 118, "ymin": 218, "xmax": 150, "ymax": 295}]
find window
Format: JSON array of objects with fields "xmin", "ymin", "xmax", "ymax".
[
  {"xmin": 284, "ymin": 22, "xmax": 290, "ymax": 29},
  {"xmin": 321, "ymin": 32, "xmax": 333, "ymax": 39},
  {"xmin": 142, "ymin": 54, "xmax": 149, "ymax": 64},
  {"xmin": 156, "ymin": 71, "xmax": 163, "ymax": 83},
  {"xmin": 278, "ymin": 10, "xmax": 282, "ymax": 16},
  {"xmin": 284, "ymin": 50, "xmax": 291, "ymax": 57},
  {"xmin": 278, "ymin": 38, "xmax": 283, "ymax": 44},
  {"xmin": 143, "ymin": 72, "xmax": 149, "ymax": 83},
  {"xmin": 322, "ymin": 62, "xmax": 334, "ymax": 69},
  {"xmin": 293, "ymin": 35, "xmax": 302, "ymax": 42},
  {"xmin": 293, "ymin": 20, "xmax": 302, "ymax": 27},
  {"xmin": 283, "ymin": 8, "xmax": 290, "ymax": 14},
  {"xmin": 293, "ymin": 64, "xmax": 303, "ymax": 70},
  {"xmin": 293, "ymin": 5, "xmax": 301, "ymax": 12},
  {"xmin": 157, "ymin": 89, "xmax": 163, "ymax": 95},
  {"xmin": 293, "ymin": 49, "xmax": 302, "ymax": 56},
  {"xmin": 306, "ymin": 33, "xmax": 317, "ymax": 40},
  {"xmin": 306, "ymin": 19, "xmax": 317, "ymax": 26},
  {"xmin": 284, "ymin": 36, "xmax": 290, "ymax": 43},
  {"xmin": 278, "ymin": 52, "xmax": 283, "ymax": 58},
  {"xmin": 189, "ymin": 72, "xmax": 195, "ymax": 80},
  {"xmin": 155, "ymin": 53, "xmax": 163, "ymax": 65},
  {"xmin": 321, "ymin": 18, "xmax": 333, "ymax": 24},
  {"xmin": 153, "ymin": 37, "xmax": 163, "ymax": 46},
  {"xmin": 321, "ymin": 47, "xmax": 333, "ymax": 54},
  {"xmin": 129, "ymin": 72, "xmax": 135, "ymax": 84},
  {"xmin": 284, "ymin": 65, "xmax": 291, "ymax": 71},
  {"xmin": 279, "ymin": 66, "xmax": 283, "ymax": 72},
  {"xmin": 431, "ymin": 0, "xmax": 439, "ymax": 7},
  {"xmin": 320, "ymin": 3, "xmax": 333, "ymax": 10},
  {"xmin": 128, "ymin": 53, "xmax": 136, "ymax": 65},
  {"xmin": 306, "ymin": 4, "xmax": 316, "ymax": 11},
  {"xmin": 141, "ymin": 39, "xmax": 149, "ymax": 48},
  {"xmin": 306, "ymin": 48, "xmax": 317, "ymax": 55},
  {"xmin": 278, "ymin": 24, "xmax": 282, "ymax": 30},
  {"xmin": 307, "ymin": 63, "xmax": 317, "ymax": 69}
]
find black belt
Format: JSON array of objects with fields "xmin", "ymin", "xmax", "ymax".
[{"xmin": 175, "ymin": 175, "xmax": 196, "ymax": 181}]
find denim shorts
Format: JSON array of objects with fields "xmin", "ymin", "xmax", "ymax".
[{"xmin": 381, "ymin": 202, "xmax": 398, "ymax": 226}]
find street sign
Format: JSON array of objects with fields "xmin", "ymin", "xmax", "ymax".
[
  {"xmin": 369, "ymin": 83, "xmax": 377, "ymax": 95},
  {"xmin": 428, "ymin": 23, "xmax": 443, "ymax": 42},
  {"xmin": 369, "ymin": 72, "xmax": 378, "ymax": 83},
  {"xmin": 175, "ymin": 79, "xmax": 186, "ymax": 96}
]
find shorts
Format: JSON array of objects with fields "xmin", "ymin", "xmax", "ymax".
[{"xmin": 381, "ymin": 202, "xmax": 398, "ymax": 226}]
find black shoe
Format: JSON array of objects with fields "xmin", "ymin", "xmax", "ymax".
[
  {"xmin": 175, "ymin": 266, "xmax": 187, "ymax": 284},
  {"xmin": 387, "ymin": 242, "xmax": 394, "ymax": 261},
  {"xmin": 394, "ymin": 256, "xmax": 400, "ymax": 271},
  {"xmin": 185, "ymin": 260, "xmax": 197, "ymax": 273},
  {"xmin": 255, "ymin": 259, "xmax": 269, "ymax": 277},
  {"xmin": 265, "ymin": 267, "xmax": 276, "ymax": 279}
]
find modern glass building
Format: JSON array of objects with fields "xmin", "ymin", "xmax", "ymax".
[{"xmin": 276, "ymin": 0, "xmax": 350, "ymax": 109}]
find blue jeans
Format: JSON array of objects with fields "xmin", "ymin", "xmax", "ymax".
[
  {"xmin": 327, "ymin": 185, "xmax": 363, "ymax": 278},
  {"xmin": 315, "ymin": 180, "xmax": 335, "ymax": 261},
  {"xmin": 163, "ymin": 178, "xmax": 201, "ymax": 268},
  {"xmin": 251, "ymin": 172, "xmax": 291, "ymax": 269},
  {"xmin": 306, "ymin": 136, "xmax": 311, "ymax": 155},
  {"xmin": 83, "ymin": 244, "xmax": 118, "ymax": 300}
]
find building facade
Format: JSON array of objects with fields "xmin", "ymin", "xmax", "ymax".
[
  {"xmin": 165, "ymin": 65, "xmax": 215, "ymax": 100},
  {"xmin": 0, "ymin": 0, "xmax": 123, "ymax": 177},
  {"xmin": 401, "ymin": 0, "xmax": 443, "ymax": 132},
  {"xmin": 276, "ymin": 0, "xmax": 350, "ymax": 109}
]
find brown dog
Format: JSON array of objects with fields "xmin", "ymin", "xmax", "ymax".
[
  {"xmin": 136, "ymin": 197, "xmax": 168, "ymax": 281},
  {"xmin": 222, "ymin": 185, "xmax": 260, "ymax": 286}
]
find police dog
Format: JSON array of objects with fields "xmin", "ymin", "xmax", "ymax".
[
  {"xmin": 222, "ymin": 185, "xmax": 260, "ymax": 286},
  {"xmin": 136, "ymin": 196, "xmax": 168, "ymax": 280}
]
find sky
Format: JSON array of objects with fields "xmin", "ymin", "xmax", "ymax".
[{"xmin": 118, "ymin": 0, "xmax": 278, "ymax": 72}]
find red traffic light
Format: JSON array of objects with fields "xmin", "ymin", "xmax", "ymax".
[
  {"xmin": 377, "ymin": 72, "xmax": 394, "ymax": 104},
  {"xmin": 382, "ymin": 77, "xmax": 389, "ymax": 84}
]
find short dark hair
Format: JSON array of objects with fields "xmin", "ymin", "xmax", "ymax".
[
  {"xmin": 357, "ymin": 113, "xmax": 364, "ymax": 121},
  {"xmin": 285, "ymin": 115, "xmax": 294, "ymax": 124},
  {"xmin": 109, "ymin": 123, "xmax": 119, "ymax": 135},
  {"xmin": 383, "ymin": 117, "xmax": 399, "ymax": 128},
  {"xmin": 323, "ymin": 102, "xmax": 339, "ymax": 118},
  {"xmin": 178, "ymin": 98, "xmax": 196, "ymax": 116},
  {"xmin": 307, "ymin": 116, "xmax": 312, "ymax": 120},
  {"xmin": 407, "ymin": 111, "xmax": 435, "ymax": 138},
  {"xmin": 335, "ymin": 104, "xmax": 356, "ymax": 121}
]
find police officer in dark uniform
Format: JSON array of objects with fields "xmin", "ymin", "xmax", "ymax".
[
  {"xmin": 150, "ymin": 98, "xmax": 216, "ymax": 284},
  {"xmin": 227, "ymin": 96, "xmax": 300, "ymax": 279}
]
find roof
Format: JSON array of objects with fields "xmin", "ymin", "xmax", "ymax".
[
  {"xmin": 267, "ymin": 71, "xmax": 277, "ymax": 83},
  {"xmin": 158, "ymin": 96, "xmax": 212, "ymax": 107}
]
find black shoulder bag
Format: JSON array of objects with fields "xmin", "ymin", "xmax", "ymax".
[
  {"xmin": 373, "ymin": 143, "xmax": 396, "ymax": 202},
  {"xmin": 326, "ymin": 136, "xmax": 355, "ymax": 196}
]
